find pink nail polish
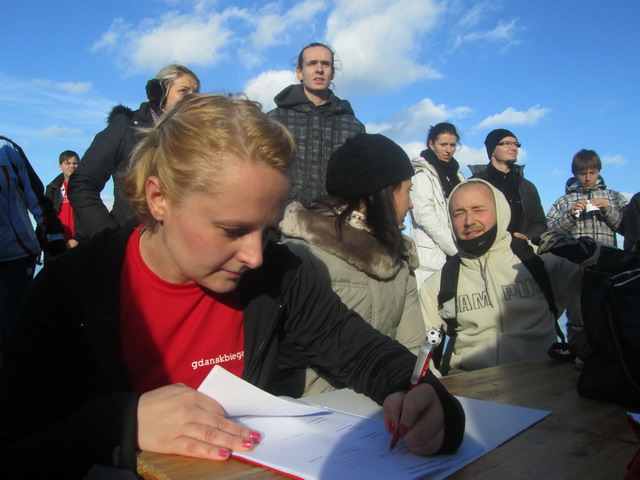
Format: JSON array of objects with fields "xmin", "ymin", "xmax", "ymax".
[
  {"xmin": 249, "ymin": 431, "xmax": 262, "ymax": 443},
  {"xmin": 242, "ymin": 439, "xmax": 254, "ymax": 448},
  {"xmin": 398, "ymin": 424, "xmax": 408, "ymax": 437},
  {"xmin": 219, "ymin": 449, "xmax": 229, "ymax": 458},
  {"xmin": 386, "ymin": 420, "xmax": 396, "ymax": 434}
]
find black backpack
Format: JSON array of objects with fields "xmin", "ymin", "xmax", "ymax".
[{"xmin": 434, "ymin": 237, "xmax": 571, "ymax": 375}]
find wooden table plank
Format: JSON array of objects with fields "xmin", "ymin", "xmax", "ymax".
[{"xmin": 440, "ymin": 357, "xmax": 638, "ymax": 479}]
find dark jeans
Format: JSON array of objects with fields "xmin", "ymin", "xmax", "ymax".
[{"xmin": 0, "ymin": 256, "xmax": 37, "ymax": 346}]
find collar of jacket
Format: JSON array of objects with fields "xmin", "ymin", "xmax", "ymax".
[
  {"xmin": 280, "ymin": 202, "xmax": 417, "ymax": 280},
  {"xmin": 273, "ymin": 84, "xmax": 355, "ymax": 115},
  {"xmin": 468, "ymin": 162, "xmax": 526, "ymax": 178},
  {"xmin": 47, "ymin": 172, "xmax": 65, "ymax": 189}
]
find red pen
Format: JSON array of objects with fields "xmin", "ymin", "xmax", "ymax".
[{"xmin": 389, "ymin": 328, "xmax": 443, "ymax": 450}]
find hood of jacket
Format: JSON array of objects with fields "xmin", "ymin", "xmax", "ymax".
[
  {"xmin": 107, "ymin": 105, "xmax": 134, "ymax": 123},
  {"xmin": 280, "ymin": 202, "xmax": 418, "ymax": 280},
  {"xmin": 564, "ymin": 175, "xmax": 606, "ymax": 194},
  {"xmin": 273, "ymin": 84, "xmax": 356, "ymax": 116},
  {"xmin": 448, "ymin": 179, "xmax": 512, "ymax": 260},
  {"xmin": 107, "ymin": 101, "xmax": 160, "ymax": 125}
]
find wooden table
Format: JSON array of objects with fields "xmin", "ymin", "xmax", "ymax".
[{"xmin": 138, "ymin": 357, "xmax": 639, "ymax": 479}]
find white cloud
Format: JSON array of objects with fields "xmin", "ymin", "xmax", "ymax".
[
  {"xmin": 326, "ymin": 0, "xmax": 445, "ymax": 93},
  {"xmin": 456, "ymin": 0, "xmax": 497, "ymax": 29},
  {"xmin": 41, "ymin": 125, "xmax": 82, "ymax": 138},
  {"xmin": 456, "ymin": 145, "xmax": 489, "ymax": 171},
  {"xmin": 366, "ymin": 98, "xmax": 472, "ymax": 142},
  {"xmin": 242, "ymin": 70, "xmax": 297, "ymax": 111},
  {"xmin": 248, "ymin": 0, "xmax": 327, "ymax": 51},
  {"xmin": 399, "ymin": 141, "xmax": 425, "ymax": 161},
  {"xmin": 130, "ymin": 12, "xmax": 234, "ymax": 72},
  {"xmin": 601, "ymin": 154, "xmax": 626, "ymax": 166},
  {"xmin": 92, "ymin": 11, "xmax": 236, "ymax": 74},
  {"xmin": 477, "ymin": 105, "xmax": 550, "ymax": 129},
  {"xmin": 55, "ymin": 81, "xmax": 93, "ymax": 95},
  {"xmin": 453, "ymin": 18, "xmax": 520, "ymax": 49},
  {"xmin": 91, "ymin": 18, "xmax": 128, "ymax": 51}
]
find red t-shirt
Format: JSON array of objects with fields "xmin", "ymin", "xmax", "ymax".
[
  {"xmin": 119, "ymin": 227, "xmax": 245, "ymax": 392},
  {"xmin": 58, "ymin": 181, "xmax": 75, "ymax": 241}
]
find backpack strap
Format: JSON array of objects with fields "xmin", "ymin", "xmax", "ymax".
[
  {"xmin": 436, "ymin": 255, "xmax": 461, "ymax": 375},
  {"xmin": 510, "ymin": 237, "xmax": 574, "ymax": 362}
]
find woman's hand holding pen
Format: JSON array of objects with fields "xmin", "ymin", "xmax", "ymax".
[
  {"xmin": 382, "ymin": 383, "xmax": 445, "ymax": 455},
  {"xmin": 137, "ymin": 383, "xmax": 262, "ymax": 460}
]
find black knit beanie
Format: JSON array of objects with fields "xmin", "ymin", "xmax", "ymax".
[
  {"xmin": 484, "ymin": 129, "xmax": 517, "ymax": 159},
  {"xmin": 325, "ymin": 133, "xmax": 414, "ymax": 198}
]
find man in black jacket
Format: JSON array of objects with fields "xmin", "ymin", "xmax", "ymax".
[{"xmin": 469, "ymin": 128, "xmax": 547, "ymax": 240}]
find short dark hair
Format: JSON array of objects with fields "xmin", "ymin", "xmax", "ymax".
[
  {"xmin": 59, "ymin": 150, "xmax": 79, "ymax": 165},
  {"xmin": 571, "ymin": 149, "xmax": 602, "ymax": 175},
  {"xmin": 296, "ymin": 42, "xmax": 336, "ymax": 70},
  {"xmin": 427, "ymin": 122, "xmax": 460, "ymax": 146}
]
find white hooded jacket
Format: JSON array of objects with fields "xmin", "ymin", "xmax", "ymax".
[
  {"xmin": 419, "ymin": 179, "xmax": 583, "ymax": 372},
  {"xmin": 408, "ymin": 156, "xmax": 464, "ymax": 288}
]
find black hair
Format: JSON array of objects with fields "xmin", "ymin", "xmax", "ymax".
[
  {"xmin": 296, "ymin": 42, "xmax": 336, "ymax": 70},
  {"xmin": 427, "ymin": 122, "xmax": 460, "ymax": 146},
  {"xmin": 427, "ymin": 122, "xmax": 460, "ymax": 147},
  {"xmin": 312, "ymin": 183, "xmax": 407, "ymax": 260}
]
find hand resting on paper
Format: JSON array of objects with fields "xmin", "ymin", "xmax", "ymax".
[
  {"xmin": 137, "ymin": 383, "xmax": 262, "ymax": 460},
  {"xmin": 382, "ymin": 383, "xmax": 444, "ymax": 455}
]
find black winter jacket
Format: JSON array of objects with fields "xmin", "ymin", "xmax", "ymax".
[
  {"xmin": 267, "ymin": 84, "xmax": 365, "ymax": 207},
  {"xmin": 45, "ymin": 173, "xmax": 84, "ymax": 243},
  {"xmin": 0, "ymin": 225, "xmax": 465, "ymax": 478},
  {"xmin": 69, "ymin": 102, "xmax": 159, "ymax": 239},
  {"xmin": 469, "ymin": 163, "xmax": 547, "ymax": 239}
]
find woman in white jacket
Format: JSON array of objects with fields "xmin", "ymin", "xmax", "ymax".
[{"xmin": 409, "ymin": 123, "xmax": 465, "ymax": 288}]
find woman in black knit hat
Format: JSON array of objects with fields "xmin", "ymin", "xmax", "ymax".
[{"xmin": 275, "ymin": 132, "xmax": 428, "ymax": 397}]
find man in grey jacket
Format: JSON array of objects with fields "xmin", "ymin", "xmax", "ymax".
[{"xmin": 267, "ymin": 42, "xmax": 365, "ymax": 207}]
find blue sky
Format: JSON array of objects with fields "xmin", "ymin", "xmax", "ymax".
[{"xmin": 2, "ymin": 0, "xmax": 639, "ymax": 216}]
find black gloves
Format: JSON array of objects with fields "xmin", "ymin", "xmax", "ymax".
[{"xmin": 534, "ymin": 231, "xmax": 598, "ymax": 264}]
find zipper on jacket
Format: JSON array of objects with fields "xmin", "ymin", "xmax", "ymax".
[{"xmin": 246, "ymin": 303, "xmax": 285, "ymax": 378}]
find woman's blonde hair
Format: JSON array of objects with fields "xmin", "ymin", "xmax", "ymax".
[{"xmin": 123, "ymin": 93, "xmax": 295, "ymax": 230}]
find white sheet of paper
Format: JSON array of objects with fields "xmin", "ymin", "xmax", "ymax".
[
  {"xmin": 197, "ymin": 365, "xmax": 327, "ymax": 417},
  {"xmin": 304, "ymin": 389, "xmax": 551, "ymax": 480},
  {"xmin": 232, "ymin": 410, "xmax": 483, "ymax": 480}
]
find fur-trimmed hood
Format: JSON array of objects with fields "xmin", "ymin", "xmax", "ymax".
[
  {"xmin": 107, "ymin": 105, "xmax": 134, "ymax": 123},
  {"xmin": 280, "ymin": 202, "xmax": 418, "ymax": 280}
]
